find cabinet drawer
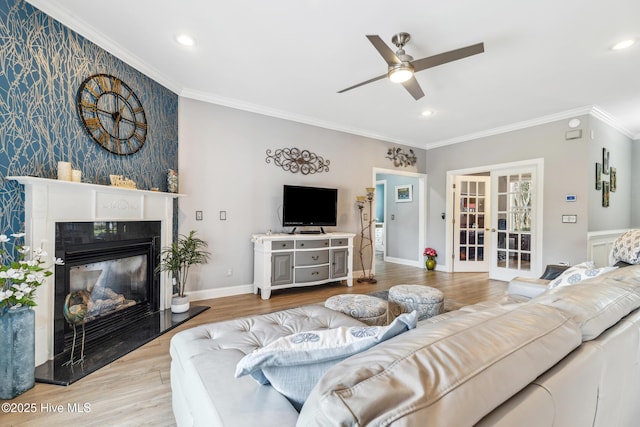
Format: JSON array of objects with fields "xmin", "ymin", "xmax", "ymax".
[
  {"xmin": 295, "ymin": 265, "xmax": 330, "ymax": 283},
  {"xmin": 296, "ymin": 239, "xmax": 329, "ymax": 249},
  {"xmin": 272, "ymin": 240, "xmax": 294, "ymax": 250},
  {"xmin": 296, "ymin": 250, "xmax": 329, "ymax": 266},
  {"xmin": 330, "ymin": 238, "xmax": 348, "ymax": 247}
]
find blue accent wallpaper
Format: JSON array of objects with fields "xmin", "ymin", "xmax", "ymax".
[{"xmin": 0, "ymin": 0, "xmax": 179, "ymax": 234}]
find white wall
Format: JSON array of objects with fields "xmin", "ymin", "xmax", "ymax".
[
  {"xmin": 376, "ymin": 173, "xmax": 420, "ymax": 261},
  {"xmin": 425, "ymin": 115, "xmax": 633, "ymax": 268},
  {"xmin": 587, "ymin": 117, "xmax": 632, "ymax": 230},
  {"xmin": 177, "ymin": 97, "xmax": 425, "ymax": 298}
]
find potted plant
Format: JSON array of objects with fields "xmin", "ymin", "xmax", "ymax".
[
  {"xmin": 0, "ymin": 232, "xmax": 64, "ymax": 399},
  {"xmin": 423, "ymin": 247, "xmax": 438, "ymax": 271},
  {"xmin": 156, "ymin": 230, "xmax": 210, "ymax": 313}
]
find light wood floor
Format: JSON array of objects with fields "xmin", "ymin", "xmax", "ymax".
[{"xmin": 1, "ymin": 260, "xmax": 506, "ymax": 427}]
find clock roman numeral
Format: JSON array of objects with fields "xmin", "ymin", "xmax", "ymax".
[
  {"xmin": 96, "ymin": 75, "xmax": 109, "ymax": 92},
  {"xmin": 96, "ymin": 131, "xmax": 109, "ymax": 145},
  {"xmin": 111, "ymin": 77, "xmax": 121, "ymax": 94},
  {"xmin": 80, "ymin": 100, "xmax": 98, "ymax": 112},
  {"xmin": 135, "ymin": 121, "xmax": 147, "ymax": 130},
  {"xmin": 133, "ymin": 132, "xmax": 146, "ymax": 144},
  {"xmin": 84, "ymin": 117, "xmax": 101, "ymax": 130}
]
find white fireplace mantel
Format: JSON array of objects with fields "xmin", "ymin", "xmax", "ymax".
[{"xmin": 7, "ymin": 176, "xmax": 183, "ymax": 365}]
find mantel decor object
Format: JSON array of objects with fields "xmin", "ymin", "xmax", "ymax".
[
  {"xmin": 386, "ymin": 147, "xmax": 417, "ymax": 167},
  {"xmin": 265, "ymin": 147, "xmax": 330, "ymax": 175},
  {"xmin": 355, "ymin": 188, "xmax": 377, "ymax": 283}
]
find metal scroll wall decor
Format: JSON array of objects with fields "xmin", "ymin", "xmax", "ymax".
[
  {"xmin": 265, "ymin": 147, "xmax": 330, "ymax": 175},
  {"xmin": 386, "ymin": 147, "xmax": 417, "ymax": 167}
]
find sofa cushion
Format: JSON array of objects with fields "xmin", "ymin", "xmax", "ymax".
[
  {"xmin": 548, "ymin": 261, "xmax": 617, "ymax": 289},
  {"xmin": 533, "ymin": 265, "xmax": 640, "ymax": 340},
  {"xmin": 297, "ymin": 303, "xmax": 581, "ymax": 427},
  {"xmin": 235, "ymin": 311, "xmax": 417, "ymax": 410}
]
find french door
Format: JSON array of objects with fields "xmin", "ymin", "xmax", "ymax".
[
  {"xmin": 489, "ymin": 167, "xmax": 537, "ymax": 281},
  {"xmin": 453, "ymin": 176, "xmax": 490, "ymax": 272}
]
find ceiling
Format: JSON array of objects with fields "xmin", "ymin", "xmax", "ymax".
[{"xmin": 26, "ymin": 0, "xmax": 640, "ymax": 149}]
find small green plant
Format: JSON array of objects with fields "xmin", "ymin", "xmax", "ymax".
[{"xmin": 156, "ymin": 230, "xmax": 211, "ymax": 297}]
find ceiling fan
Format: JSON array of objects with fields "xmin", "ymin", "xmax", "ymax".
[{"xmin": 338, "ymin": 32, "xmax": 484, "ymax": 100}]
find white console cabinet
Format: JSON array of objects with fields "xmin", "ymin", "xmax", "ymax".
[{"xmin": 251, "ymin": 232, "xmax": 355, "ymax": 299}]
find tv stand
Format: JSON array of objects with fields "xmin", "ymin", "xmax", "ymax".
[{"xmin": 251, "ymin": 232, "xmax": 355, "ymax": 299}]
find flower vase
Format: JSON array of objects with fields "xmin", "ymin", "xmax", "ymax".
[
  {"xmin": 0, "ymin": 307, "xmax": 35, "ymax": 399},
  {"xmin": 426, "ymin": 257, "xmax": 436, "ymax": 271}
]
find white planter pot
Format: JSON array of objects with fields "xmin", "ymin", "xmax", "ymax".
[{"xmin": 171, "ymin": 295, "xmax": 190, "ymax": 314}]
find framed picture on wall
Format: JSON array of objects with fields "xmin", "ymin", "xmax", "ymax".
[
  {"xmin": 595, "ymin": 163, "xmax": 602, "ymax": 190},
  {"xmin": 610, "ymin": 167, "xmax": 617, "ymax": 192},
  {"xmin": 602, "ymin": 181, "xmax": 610, "ymax": 207},
  {"xmin": 395, "ymin": 185, "xmax": 413, "ymax": 202},
  {"xmin": 602, "ymin": 148, "xmax": 610, "ymax": 174}
]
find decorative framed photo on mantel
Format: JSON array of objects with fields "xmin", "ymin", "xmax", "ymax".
[{"xmin": 395, "ymin": 184, "xmax": 413, "ymax": 203}]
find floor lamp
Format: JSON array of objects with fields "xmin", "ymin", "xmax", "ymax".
[{"xmin": 356, "ymin": 187, "xmax": 377, "ymax": 283}]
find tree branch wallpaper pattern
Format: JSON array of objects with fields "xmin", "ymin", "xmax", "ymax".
[{"xmin": 0, "ymin": 0, "xmax": 179, "ymax": 233}]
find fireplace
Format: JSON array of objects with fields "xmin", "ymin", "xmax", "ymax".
[
  {"xmin": 54, "ymin": 221, "xmax": 161, "ymax": 357},
  {"xmin": 8, "ymin": 176, "xmax": 208, "ymax": 385}
]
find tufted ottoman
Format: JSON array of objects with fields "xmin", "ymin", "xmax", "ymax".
[
  {"xmin": 324, "ymin": 294, "xmax": 388, "ymax": 326},
  {"xmin": 388, "ymin": 284, "xmax": 444, "ymax": 320},
  {"xmin": 170, "ymin": 304, "xmax": 364, "ymax": 427}
]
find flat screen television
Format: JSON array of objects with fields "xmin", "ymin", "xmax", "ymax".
[{"xmin": 282, "ymin": 185, "xmax": 338, "ymax": 230}]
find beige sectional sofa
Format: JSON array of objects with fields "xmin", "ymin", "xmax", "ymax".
[{"xmin": 170, "ymin": 265, "xmax": 640, "ymax": 426}]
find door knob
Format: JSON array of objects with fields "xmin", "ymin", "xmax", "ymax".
[{"xmin": 491, "ymin": 228, "xmax": 496, "ymax": 232}]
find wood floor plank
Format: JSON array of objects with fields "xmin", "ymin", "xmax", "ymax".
[{"xmin": 0, "ymin": 261, "xmax": 506, "ymax": 426}]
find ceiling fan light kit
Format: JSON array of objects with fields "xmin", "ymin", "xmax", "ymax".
[
  {"xmin": 339, "ymin": 32, "xmax": 484, "ymax": 100},
  {"xmin": 388, "ymin": 63, "xmax": 414, "ymax": 83}
]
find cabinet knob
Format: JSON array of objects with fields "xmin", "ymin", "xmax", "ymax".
[
  {"xmin": 300, "ymin": 243, "xmax": 305, "ymax": 247},
  {"xmin": 312, "ymin": 255, "xmax": 319, "ymax": 260}
]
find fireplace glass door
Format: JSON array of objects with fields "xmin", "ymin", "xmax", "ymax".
[{"xmin": 69, "ymin": 254, "xmax": 148, "ymax": 322}]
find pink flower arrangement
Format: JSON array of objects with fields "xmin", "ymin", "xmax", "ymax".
[{"xmin": 423, "ymin": 247, "xmax": 437, "ymax": 258}]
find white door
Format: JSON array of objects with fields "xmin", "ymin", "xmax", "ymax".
[
  {"xmin": 453, "ymin": 175, "xmax": 491, "ymax": 272},
  {"xmin": 489, "ymin": 167, "xmax": 537, "ymax": 281}
]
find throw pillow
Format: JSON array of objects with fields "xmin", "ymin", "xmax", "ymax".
[
  {"xmin": 548, "ymin": 261, "xmax": 617, "ymax": 289},
  {"xmin": 610, "ymin": 230, "xmax": 640, "ymax": 265},
  {"xmin": 235, "ymin": 311, "xmax": 418, "ymax": 410}
]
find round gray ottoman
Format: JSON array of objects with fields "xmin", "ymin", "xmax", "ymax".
[
  {"xmin": 324, "ymin": 294, "xmax": 388, "ymax": 326},
  {"xmin": 388, "ymin": 284, "xmax": 444, "ymax": 320}
]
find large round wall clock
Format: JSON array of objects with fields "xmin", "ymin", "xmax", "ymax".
[{"xmin": 76, "ymin": 74, "xmax": 147, "ymax": 156}]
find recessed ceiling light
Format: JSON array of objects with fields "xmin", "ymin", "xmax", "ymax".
[
  {"xmin": 175, "ymin": 34, "xmax": 196, "ymax": 47},
  {"xmin": 612, "ymin": 39, "xmax": 635, "ymax": 50},
  {"xmin": 421, "ymin": 110, "xmax": 434, "ymax": 117}
]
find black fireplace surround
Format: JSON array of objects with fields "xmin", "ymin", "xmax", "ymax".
[
  {"xmin": 54, "ymin": 221, "xmax": 161, "ymax": 357},
  {"xmin": 34, "ymin": 220, "xmax": 208, "ymax": 386}
]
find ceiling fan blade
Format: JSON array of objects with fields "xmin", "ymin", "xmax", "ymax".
[
  {"xmin": 366, "ymin": 35, "xmax": 401, "ymax": 66},
  {"xmin": 401, "ymin": 76, "xmax": 425, "ymax": 100},
  {"xmin": 337, "ymin": 73, "xmax": 387, "ymax": 94},
  {"xmin": 411, "ymin": 42, "xmax": 484, "ymax": 72}
]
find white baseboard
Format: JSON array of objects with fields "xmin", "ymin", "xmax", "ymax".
[
  {"xmin": 188, "ymin": 284, "xmax": 254, "ymax": 301},
  {"xmin": 384, "ymin": 256, "xmax": 422, "ymax": 268}
]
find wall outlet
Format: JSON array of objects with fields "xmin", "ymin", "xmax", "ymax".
[
  {"xmin": 226, "ymin": 268, "xmax": 233, "ymax": 277},
  {"xmin": 195, "ymin": 210, "xmax": 203, "ymax": 221}
]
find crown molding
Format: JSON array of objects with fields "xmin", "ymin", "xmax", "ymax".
[
  {"xmin": 424, "ymin": 105, "xmax": 636, "ymax": 149},
  {"xmin": 589, "ymin": 106, "xmax": 635, "ymax": 138},
  {"xmin": 179, "ymin": 88, "xmax": 421, "ymax": 148},
  {"xmin": 24, "ymin": 0, "xmax": 181, "ymax": 94}
]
